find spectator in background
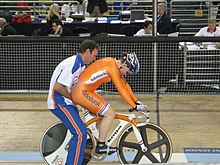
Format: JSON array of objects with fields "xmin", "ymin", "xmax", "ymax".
[
  {"xmin": 157, "ymin": 3, "xmax": 173, "ymax": 35},
  {"xmin": 87, "ymin": 0, "xmax": 109, "ymax": 17},
  {"xmin": 13, "ymin": 0, "xmax": 31, "ymax": 24},
  {"xmin": 50, "ymin": 19, "xmax": 72, "ymax": 36},
  {"xmin": 195, "ymin": 18, "xmax": 220, "ymax": 37},
  {"xmin": 61, "ymin": 3, "xmax": 71, "ymax": 20},
  {"xmin": 12, "ymin": 11, "xmax": 32, "ymax": 23},
  {"xmin": 0, "ymin": 17, "xmax": 17, "ymax": 36},
  {"xmin": 195, "ymin": 18, "xmax": 220, "ymax": 49},
  {"xmin": 0, "ymin": 11, "xmax": 12, "ymax": 22},
  {"xmin": 44, "ymin": 3, "xmax": 60, "ymax": 35},
  {"xmin": 134, "ymin": 20, "xmax": 152, "ymax": 36}
]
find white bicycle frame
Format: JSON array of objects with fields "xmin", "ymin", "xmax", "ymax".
[
  {"xmin": 83, "ymin": 107, "xmax": 150, "ymax": 153},
  {"xmin": 42, "ymin": 107, "xmax": 150, "ymax": 165}
]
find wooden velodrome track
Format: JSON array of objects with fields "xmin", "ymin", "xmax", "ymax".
[{"xmin": 0, "ymin": 93, "xmax": 220, "ymax": 165}]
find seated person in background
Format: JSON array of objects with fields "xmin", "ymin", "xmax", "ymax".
[
  {"xmin": 157, "ymin": 3, "xmax": 173, "ymax": 35},
  {"xmin": 87, "ymin": 0, "xmax": 109, "ymax": 17},
  {"xmin": 12, "ymin": 11, "xmax": 32, "ymax": 24},
  {"xmin": 50, "ymin": 19, "xmax": 72, "ymax": 36},
  {"xmin": 44, "ymin": 3, "xmax": 60, "ymax": 35},
  {"xmin": 195, "ymin": 18, "xmax": 220, "ymax": 49},
  {"xmin": 0, "ymin": 17, "xmax": 17, "ymax": 36},
  {"xmin": 134, "ymin": 20, "xmax": 152, "ymax": 36},
  {"xmin": 195, "ymin": 18, "xmax": 220, "ymax": 37},
  {"xmin": 61, "ymin": 3, "xmax": 72, "ymax": 20},
  {"xmin": 14, "ymin": 0, "xmax": 31, "ymax": 23}
]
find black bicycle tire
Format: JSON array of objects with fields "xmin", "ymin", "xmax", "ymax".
[
  {"xmin": 117, "ymin": 122, "xmax": 172, "ymax": 164},
  {"xmin": 39, "ymin": 122, "xmax": 95, "ymax": 165}
]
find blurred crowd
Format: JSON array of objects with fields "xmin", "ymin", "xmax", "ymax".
[{"xmin": 0, "ymin": 0, "xmax": 220, "ymax": 46}]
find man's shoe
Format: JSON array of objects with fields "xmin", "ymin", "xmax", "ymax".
[{"xmin": 95, "ymin": 143, "xmax": 118, "ymax": 155}]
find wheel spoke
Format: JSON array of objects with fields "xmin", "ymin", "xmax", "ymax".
[
  {"xmin": 132, "ymin": 151, "xmax": 143, "ymax": 164},
  {"xmin": 121, "ymin": 141, "xmax": 140, "ymax": 150},
  {"xmin": 144, "ymin": 152, "xmax": 160, "ymax": 163},
  {"xmin": 148, "ymin": 138, "xmax": 167, "ymax": 150},
  {"xmin": 117, "ymin": 124, "xmax": 172, "ymax": 164}
]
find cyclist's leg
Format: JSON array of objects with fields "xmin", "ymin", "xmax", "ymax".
[
  {"xmin": 51, "ymin": 104, "xmax": 87, "ymax": 165},
  {"xmin": 72, "ymin": 89, "xmax": 108, "ymax": 115},
  {"xmin": 95, "ymin": 106, "xmax": 118, "ymax": 155},
  {"xmin": 73, "ymin": 90, "xmax": 118, "ymax": 154},
  {"xmin": 98, "ymin": 106, "xmax": 115, "ymax": 142},
  {"xmin": 73, "ymin": 90, "xmax": 112, "ymax": 141}
]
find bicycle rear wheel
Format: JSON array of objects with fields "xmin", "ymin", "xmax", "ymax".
[
  {"xmin": 117, "ymin": 122, "xmax": 172, "ymax": 164},
  {"xmin": 40, "ymin": 122, "xmax": 95, "ymax": 165}
]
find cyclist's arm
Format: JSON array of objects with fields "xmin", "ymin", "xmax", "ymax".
[
  {"xmin": 122, "ymin": 76, "xmax": 138, "ymax": 102},
  {"xmin": 54, "ymin": 82, "xmax": 72, "ymax": 100},
  {"xmin": 108, "ymin": 66, "xmax": 136, "ymax": 108}
]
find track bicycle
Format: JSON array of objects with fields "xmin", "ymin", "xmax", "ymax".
[{"xmin": 40, "ymin": 105, "xmax": 172, "ymax": 164}]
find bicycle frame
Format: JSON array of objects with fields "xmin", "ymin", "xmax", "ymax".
[
  {"xmin": 83, "ymin": 108, "xmax": 148, "ymax": 152},
  {"xmin": 40, "ymin": 106, "xmax": 172, "ymax": 164}
]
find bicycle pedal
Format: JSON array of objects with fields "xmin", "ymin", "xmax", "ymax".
[{"xmin": 91, "ymin": 150, "xmax": 106, "ymax": 161}]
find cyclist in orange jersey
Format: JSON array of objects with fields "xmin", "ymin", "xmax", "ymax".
[{"xmin": 71, "ymin": 52, "xmax": 145, "ymax": 155}]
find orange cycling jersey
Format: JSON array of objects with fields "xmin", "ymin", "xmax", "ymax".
[{"xmin": 71, "ymin": 57, "xmax": 138, "ymax": 115}]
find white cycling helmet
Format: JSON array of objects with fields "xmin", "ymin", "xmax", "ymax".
[{"xmin": 126, "ymin": 52, "xmax": 140, "ymax": 74}]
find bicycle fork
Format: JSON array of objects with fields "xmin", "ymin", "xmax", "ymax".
[
  {"xmin": 128, "ymin": 111, "xmax": 149, "ymax": 152},
  {"xmin": 132, "ymin": 107, "xmax": 150, "ymax": 152},
  {"xmin": 118, "ymin": 113, "xmax": 148, "ymax": 153},
  {"xmin": 113, "ymin": 113, "xmax": 148, "ymax": 153},
  {"xmin": 132, "ymin": 124, "xmax": 148, "ymax": 152}
]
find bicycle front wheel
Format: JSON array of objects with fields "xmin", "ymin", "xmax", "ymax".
[{"xmin": 117, "ymin": 122, "xmax": 172, "ymax": 164}]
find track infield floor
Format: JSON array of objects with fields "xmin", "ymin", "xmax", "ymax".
[{"xmin": 0, "ymin": 94, "xmax": 220, "ymax": 164}]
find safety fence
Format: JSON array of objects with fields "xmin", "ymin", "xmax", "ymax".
[{"xmin": 0, "ymin": 36, "xmax": 219, "ymax": 94}]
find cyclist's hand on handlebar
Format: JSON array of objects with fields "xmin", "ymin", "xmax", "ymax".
[{"xmin": 135, "ymin": 104, "xmax": 145, "ymax": 111}]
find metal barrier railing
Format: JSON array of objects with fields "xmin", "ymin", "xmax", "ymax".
[{"xmin": 0, "ymin": 0, "xmax": 167, "ymax": 19}]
